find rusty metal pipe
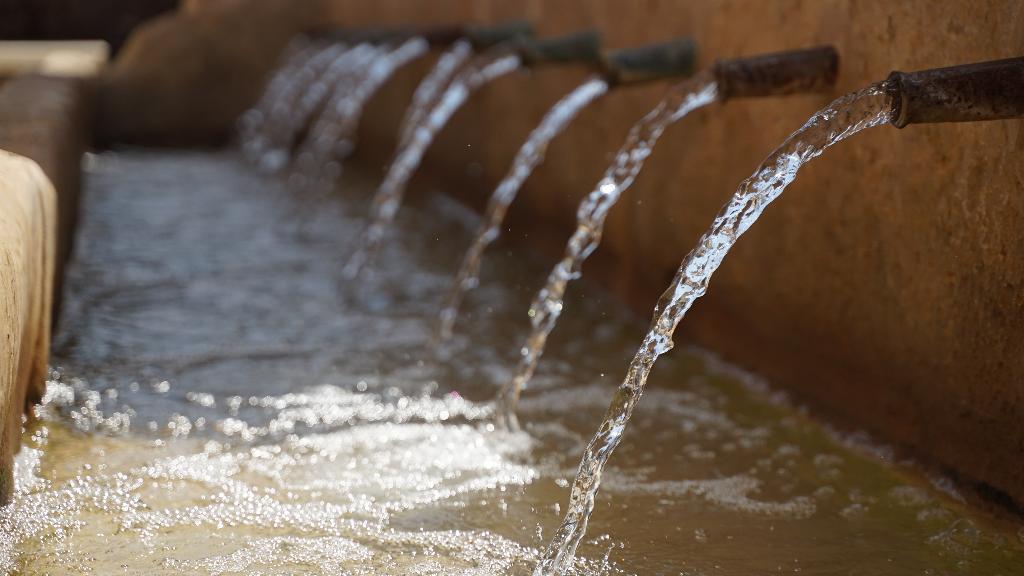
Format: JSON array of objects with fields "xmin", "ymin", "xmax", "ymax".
[
  {"xmin": 712, "ymin": 46, "xmax": 838, "ymax": 100},
  {"xmin": 886, "ymin": 56, "xmax": 1024, "ymax": 128},
  {"xmin": 305, "ymin": 26, "xmax": 396, "ymax": 45},
  {"xmin": 415, "ymin": 25, "xmax": 467, "ymax": 47},
  {"xmin": 305, "ymin": 22, "xmax": 526, "ymax": 49},
  {"xmin": 516, "ymin": 30, "xmax": 602, "ymax": 67},
  {"xmin": 600, "ymin": 38, "xmax": 697, "ymax": 87},
  {"xmin": 464, "ymin": 20, "xmax": 534, "ymax": 50}
]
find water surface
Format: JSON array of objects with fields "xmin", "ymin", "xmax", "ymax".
[{"xmin": 3, "ymin": 151, "xmax": 1021, "ymax": 575}]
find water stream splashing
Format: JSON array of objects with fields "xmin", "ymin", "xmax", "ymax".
[
  {"xmin": 265, "ymin": 43, "xmax": 380, "ymax": 172},
  {"xmin": 499, "ymin": 72, "xmax": 720, "ymax": 428},
  {"xmin": 343, "ymin": 49, "xmax": 523, "ymax": 279},
  {"xmin": 238, "ymin": 37, "xmax": 316, "ymax": 158},
  {"xmin": 436, "ymin": 76, "xmax": 610, "ymax": 342},
  {"xmin": 534, "ymin": 81, "xmax": 894, "ymax": 575},
  {"xmin": 247, "ymin": 43, "xmax": 352, "ymax": 172},
  {"xmin": 293, "ymin": 38, "xmax": 431, "ymax": 193},
  {"xmin": 398, "ymin": 40, "xmax": 475, "ymax": 150}
]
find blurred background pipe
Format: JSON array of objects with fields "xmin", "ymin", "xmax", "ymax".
[
  {"xmin": 515, "ymin": 29, "xmax": 602, "ymax": 67},
  {"xmin": 600, "ymin": 37, "xmax": 697, "ymax": 87},
  {"xmin": 464, "ymin": 20, "xmax": 533, "ymax": 50},
  {"xmin": 713, "ymin": 45, "xmax": 839, "ymax": 100},
  {"xmin": 305, "ymin": 21, "xmax": 533, "ymax": 49}
]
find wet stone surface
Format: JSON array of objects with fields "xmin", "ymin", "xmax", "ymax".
[{"xmin": 1, "ymin": 150, "xmax": 1022, "ymax": 575}]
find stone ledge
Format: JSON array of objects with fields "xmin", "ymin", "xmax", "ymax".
[
  {"xmin": 0, "ymin": 73, "xmax": 95, "ymax": 319},
  {"xmin": 0, "ymin": 151, "xmax": 56, "ymax": 503}
]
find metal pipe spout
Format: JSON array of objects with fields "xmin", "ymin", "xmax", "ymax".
[
  {"xmin": 306, "ymin": 22, "xmax": 534, "ymax": 49},
  {"xmin": 464, "ymin": 20, "xmax": 534, "ymax": 50},
  {"xmin": 516, "ymin": 30, "xmax": 602, "ymax": 66},
  {"xmin": 886, "ymin": 56, "xmax": 1024, "ymax": 128},
  {"xmin": 712, "ymin": 45, "xmax": 838, "ymax": 100},
  {"xmin": 600, "ymin": 37, "xmax": 697, "ymax": 86},
  {"xmin": 305, "ymin": 26, "xmax": 396, "ymax": 45},
  {"xmin": 416, "ymin": 24, "xmax": 470, "ymax": 47}
]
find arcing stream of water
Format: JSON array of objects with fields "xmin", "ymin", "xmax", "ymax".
[
  {"xmin": 436, "ymin": 76, "xmax": 610, "ymax": 342},
  {"xmin": 292, "ymin": 37, "xmax": 431, "ymax": 193},
  {"xmin": 398, "ymin": 40, "xmax": 475, "ymax": 150},
  {"xmin": 534, "ymin": 82, "xmax": 898, "ymax": 575},
  {"xmin": 245, "ymin": 42, "xmax": 351, "ymax": 172},
  {"xmin": 343, "ymin": 49, "xmax": 523, "ymax": 278},
  {"xmin": 268, "ymin": 43, "xmax": 379, "ymax": 171},
  {"xmin": 497, "ymin": 72, "xmax": 720, "ymax": 429},
  {"xmin": 238, "ymin": 36, "xmax": 316, "ymax": 160}
]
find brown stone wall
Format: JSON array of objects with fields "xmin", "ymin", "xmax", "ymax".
[
  {"xmin": 321, "ymin": 0, "xmax": 1024, "ymax": 508},
  {"xmin": 96, "ymin": 0, "xmax": 322, "ymax": 145}
]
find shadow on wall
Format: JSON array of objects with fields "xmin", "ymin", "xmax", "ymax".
[{"xmin": 97, "ymin": 0, "xmax": 325, "ymax": 146}]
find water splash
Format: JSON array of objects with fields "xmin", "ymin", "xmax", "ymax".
[
  {"xmin": 293, "ymin": 38, "xmax": 431, "ymax": 194},
  {"xmin": 435, "ymin": 76, "xmax": 609, "ymax": 342},
  {"xmin": 534, "ymin": 82, "xmax": 895, "ymax": 575},
  {"xmin": 343, "ymin": 49, "xmax": 523, "ymax": 278},
  {"xmin": 499, "ymin": 73, "xmax": 720, "ymax": 428}
]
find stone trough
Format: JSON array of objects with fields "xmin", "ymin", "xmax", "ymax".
[{"xmin": 0, "ymin": 0, "xmax": 1021, "ymax": 563}]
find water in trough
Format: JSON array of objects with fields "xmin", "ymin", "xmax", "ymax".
[{"xmin": 1, "ymin": 150, "xmax": 1021, "ymax": 575}]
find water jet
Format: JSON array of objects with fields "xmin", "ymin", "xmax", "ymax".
[
  {"xmin": 499, "ymin": 45, "xmax": 845, "ymax": 432},
  {"xmin": 436, "ymin": 36, "xmax": 704, "ymax": 343},
  {"xmin": 343, "ymin": 29, "xmax": 606, "ymax": 278},
  {"xmin": 537, "ymin": 54, "xmax": 1024, "ymax": 574}
]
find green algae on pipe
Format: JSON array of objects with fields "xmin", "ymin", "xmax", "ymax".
[
  {"xmin": 886, "ymin": 55, "xmax": 1024, "ymax": 128},
  {"xmin": 600, "ymin": 37, "xmax": 697, "ymax": 86},
  {"xmin": 713, "ymin": 45, "xmax": 839, "ymax": 100},
  {"xmin": 515, "ymin": 29, "xmax": 602, "ymax": 66}
]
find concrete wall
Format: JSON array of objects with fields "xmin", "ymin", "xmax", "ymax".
[{"xmin": 317, "ymin": 0, "xmax": 1024, "ymax": 509}]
